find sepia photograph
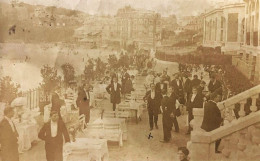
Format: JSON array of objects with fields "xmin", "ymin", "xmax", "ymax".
[{"xmin": 0, "ymin": 0, "xmax": 260, "ymax": 161}]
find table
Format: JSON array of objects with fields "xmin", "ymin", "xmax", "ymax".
[
  {"xmin": 118, "ymin": 100, "xmax": 144, "ymax": 123},
  {"xmin": 93, "ymin": 118, "xmax": 127, "ymax": 141},
  {"xmin": 14, "ymin": 121, "xmax": 39, "ymax": 153},
  {"xmin": 64, "ymin": 138, "xmax": 109, "ymax": 161},
  {"xmin": 82, "ymin": 123, "xmax": 123, "ymax": 147}
]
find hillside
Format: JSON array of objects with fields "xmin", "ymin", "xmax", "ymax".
[{"xmin": 0, "ymin": 2, "xmax": 87, "ymax": 43}]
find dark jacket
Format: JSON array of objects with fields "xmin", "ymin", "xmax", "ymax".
[
  {"xmin": 191, "ymin": 78, "xmax": 201, "ymax": 88},
  {"xmin": 201, "ymin": 100, "xmax": 223, "ymax": 132},
  {"xmin": 144, "ymin": 90, "xmax": 163, "ymax": 114},
  {"xmin": 183, "ymin": 78, "xmax": 192, "ymax": 94},
  {"xmin": 155, "ymin": 82, "xmax": 168, "ymax": 94},
  {"xmin": 76, "ymin": 89, "xmax": 91, "ymax": 114},
  {"xmin": 208, "ymin": 80, "xmax": 222, "ymax": 94},
  {"xmin": 169, "ymin": 92, "xmax": 181, "ymax": 117},
  {"xmin": 186, "ymin": 93, "xmax": 204, "ymax": 113},
  {"xmin": 0, "ymin": 118, "xmax": 19, "ymax": 161},
  {"xmin": 38, "ymin": 120, "xmax": 70, "ymax": 161},
  {"xmin": 161, "ymin": 95, "xmax": 173, "ymax": 114},
  {"xmin": 106, "ymin": 83, "xmax": 122, "ymax": 104},
  {"xmin": 170, "ymin": 79, "xmax": 185, "ymax": 104}
]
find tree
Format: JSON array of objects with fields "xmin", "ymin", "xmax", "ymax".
[
  {"xmin": 84, "ymin": 59, "xmax": 94, "ymax": 82},
  {"xmin": 108, "ymin": 54, "xmax": 118, "ymax": 69},
  {"xmin": 0, "ymin": 76, "xmax": 20, "ymax": 104},
  {"xmin": 95, "ymin": 58, "xmax": 107, "ymax": 80},
  {"xmin": 40, "ymin": 65, "xmax": 61, "ymax": 94},
  {"xmin": 61, "ymin": 63, "xmax": 75, "ymax": 87}
]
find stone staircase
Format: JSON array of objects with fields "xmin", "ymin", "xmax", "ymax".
[{"xmin": 188, "ymin": 84, "xmax": 260, "ymax": 161}]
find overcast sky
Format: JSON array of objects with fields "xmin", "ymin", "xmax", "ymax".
[{"xmin": 0, "ymin": 0, "xmax": 242, "ymax": 16}]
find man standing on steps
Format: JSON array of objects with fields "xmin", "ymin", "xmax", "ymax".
[
  {"xmin": 201, "ymin": 93, "xmax": 223, "ymax": 153},
  {"xmin": 144, "ymin": 83, "xmax": 162, "ymax": 131},
  {"xmin": 186, "ymin": 87, "xmax": 204, "ymax": 135}
]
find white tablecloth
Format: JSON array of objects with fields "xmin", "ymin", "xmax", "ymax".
[
  {"xmin": 118, "ymin": 100, "xmax": 144, "ymax": 118},
  {"xmin": 64, "ymin": 138, "xmax": 109, "ymax": 161},
  {"xmin": 15, "ymin": 121, "xmax": 39, "ymax": 153},
  {"xmin": 93, "ymin": 118, "xmax": 127, "ymax": 140}
]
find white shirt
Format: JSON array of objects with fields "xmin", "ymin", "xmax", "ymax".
[
  {"xmin": 176, "ymin": 80, "xmax": 180, "ymax": 86},
  {"xmin": 5, "ymin": 116, "xmax": 15, "ymax": 132},
  {"xmin": 160, "ymin": 84, "xmax": 164, "ymax": 89},
  {"xmin": 84, "ymin": 89, "xmax": 90, "ymax": 100},
  {"xmin": 51, "ymin": 120, "xmax": 58, "ymax": 137},
  {"xmin": 114, "ymin": 83, "xmax": 117, "ymax": 91},
  {"xmin": 151, "ymin": 90, "xmax": 155, "ymax": 99},
  {"xmin": 191, "ymin": 94, "xmax": 197, "ymax": 102}
]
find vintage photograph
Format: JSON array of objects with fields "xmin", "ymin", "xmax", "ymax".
[{"xmin": 0, "ymin": 0, "xmax": 260, "ymax": 161}]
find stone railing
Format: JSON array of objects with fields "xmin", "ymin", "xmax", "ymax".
[
  {"xmin": 188, "ymin": 85, "xmax": 260, "ymax": 161},
  {"xmin": 217, "ymin": 84, "xmax": 260, "ymax": 124},
  {"xmin": 189, "ymin": 110, "xmax": 260, "ymax": 161}
]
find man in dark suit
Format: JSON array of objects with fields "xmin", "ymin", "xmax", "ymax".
[
  {"xmin": 197, "ymin": 81, "xmax": 206, "ymax": 96},
  {"xmin": 186, "ymin": 87, "xmax": 204, "ymax": 134},
  {"xmin": 155, "ymin": 77, "xmax": 168, "ymax": 95},
  {"xmin": 0, "ymin": 107, "xmax": 19, "ymax": 161},
  {"xmin": 191, "ymin": 75, "xmax": 201, "ymax": 88},
  {"xmin": 183, "ymin": 74, "xmax": 192, "ymax": 103},
  {"xmin": 170, "ymin": 73, "xmax": 185, "ymax": 104},
  {"xmin": 121, "ymin": 68, "xmax": 130, "ymax": 95},
  {"xmin": 76, "ymin": 83, "xmax": 91, "ymax": 124},
  {"xmin": 38, "ymin": 111, "xmax": 70, "ymax": 161},
  {"xmin": 106, "ymin": 77, "xmax": 122, "ymax": 111},
  {"xmin": 160, "ymin": 89, "xmax": 172, "ymax": 143},
  {"xmin": 208, "ymin": 75, "xmax": 222, "ymax": 95},
  {"xmin": 144, "ymin": 83, "xmax": 163, "ymax": 130},
  {"xmin": 201, "ymin": 93, "xmax": 223, "ymax": 153},
  {"xmin": 169, "ymin": 86, "xmax": 180, "ymax": 133}
]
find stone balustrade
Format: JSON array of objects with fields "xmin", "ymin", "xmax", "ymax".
[
  {"xmin": 188, "ymin": 110, "xmax": 260, "ymax": 161},
  {"xmin": 217, "ymin": 84, "xmax": 260, "ymax": 124}
]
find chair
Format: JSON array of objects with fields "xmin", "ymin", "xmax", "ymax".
[{"xmin": 79, "ymin": 114, "xmax": 87, "ymax": 131}]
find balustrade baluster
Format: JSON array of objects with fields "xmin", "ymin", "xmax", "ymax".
[
  {"xmin": 250, "ymin": 95, "xmax": 258, "ymax": 112},
  {"xmin": 239, "ymin": 100, "xmax": 247, "ymax": 118}
]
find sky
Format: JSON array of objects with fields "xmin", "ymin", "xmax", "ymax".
[{"xmin": 0, "ymin": 0, "xmax": 243, "ymax": 17}]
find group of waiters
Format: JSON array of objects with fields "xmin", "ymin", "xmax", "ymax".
[{"xmin": 143, "ymin": 68, "xmax": 224, "ymax": 143}]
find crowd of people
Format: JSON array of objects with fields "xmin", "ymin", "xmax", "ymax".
[
  {"xmin": 0, "ymin": 50, "xmax": 229, "ymax": 161},
  {"xmin": 143, "ymin": 63, "xmax": 225, "ymax": 151}
]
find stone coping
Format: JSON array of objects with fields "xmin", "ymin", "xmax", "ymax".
[
  {"xmin": 218, "ymin": 84, "xmax": 260, "ymax": 110},
  {"xmin": 191, "ymin": 110, "xmax": 260, "ymax": 143}
]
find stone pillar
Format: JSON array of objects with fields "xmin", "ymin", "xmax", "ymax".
[{"xmin": 190, "ymin": 108, "xmax": 204, "ymax": 133}]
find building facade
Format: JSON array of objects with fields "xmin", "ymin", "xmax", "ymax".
[
  {"xmin": 203, "ymin": 2, "xmax": 245, "ymax": 54},
  {"xmin": 115, "ymin": 6, "xmax": 161, "ymax": 49},
  {"xmin": 236, "ymin": 0, "xmax": 260, "ymax": 83}
]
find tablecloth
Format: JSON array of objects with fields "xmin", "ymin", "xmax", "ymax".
[
  {"xmin": 15, "ymin": 121, "xmax": 39, "ymax": 153},
  {"xmin": 64, "ymin": 138, "xmax": 109, "ymax": 161},
  {"xmin": 118, "ymin": 100, "xmax": 144, "ymax": 118},
  {"xmin": 93, "ymin": 118, "xmax": 127, "ymax": 140},
  {"xmin": 82, "ymin": 124, "xmax": 123, "ymax": 147}
]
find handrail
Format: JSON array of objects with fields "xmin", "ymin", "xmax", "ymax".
[
  {"xmin": 217, "ymin": 84, "xmax": 260, "ymax": 110},
  {"xmin": 191, "ymin": 110, "xmax": 260, "ymax": 143}
]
